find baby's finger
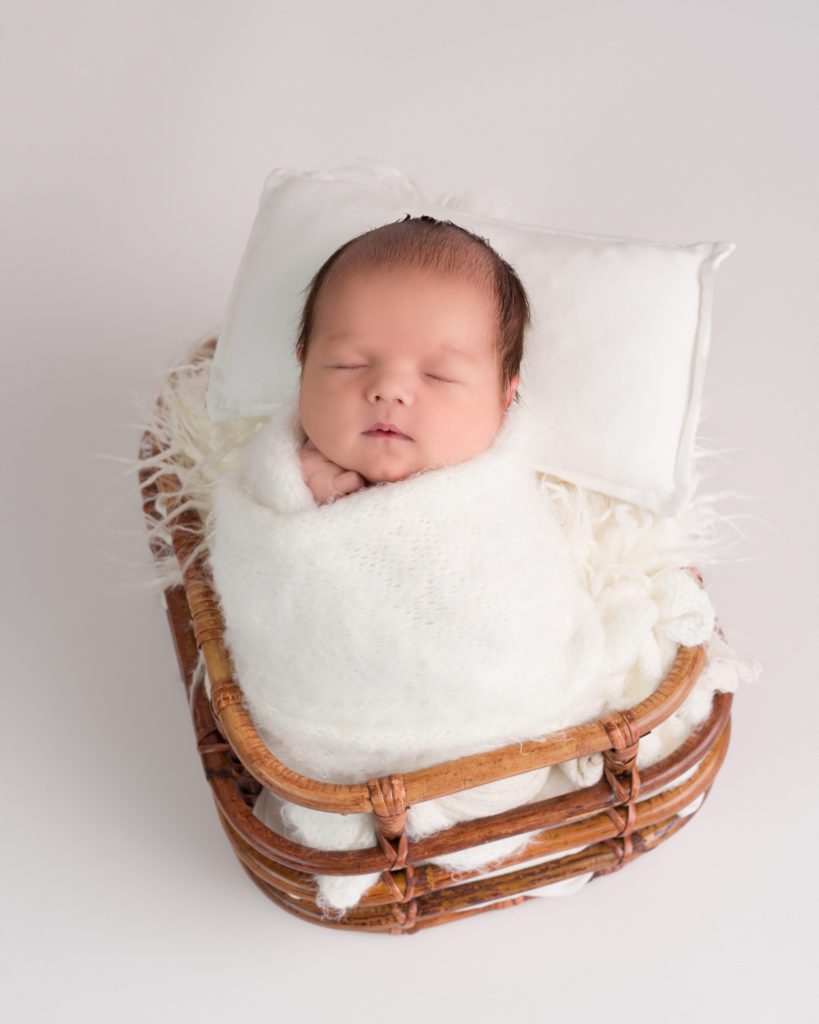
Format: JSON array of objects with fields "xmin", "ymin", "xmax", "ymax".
[{"xmin": 332, "ymin": 469, "xmax": 366, "ymax": 495}]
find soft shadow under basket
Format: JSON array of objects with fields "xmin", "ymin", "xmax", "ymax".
[{"xmin": 139, "ymin": 338, "xmax": 733, "ymax": 936}]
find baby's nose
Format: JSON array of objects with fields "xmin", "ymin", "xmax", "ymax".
[{"xmin": 365, "ymin": 370, "xmax": 414, "ymax": 404}]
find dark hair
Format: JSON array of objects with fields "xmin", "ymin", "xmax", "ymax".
[{"xmin": 294, "ymin": 214, "xmax": 531, "ymax": 400}]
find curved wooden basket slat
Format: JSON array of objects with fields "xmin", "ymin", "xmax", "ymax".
[{"xmin": 139, "ymin": 338, "xmax": 734, "ymax": 935}]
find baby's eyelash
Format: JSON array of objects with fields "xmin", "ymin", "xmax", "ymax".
[{"xmin": 329, "ymin": 364, "xmax": 455, "ymax": 383}]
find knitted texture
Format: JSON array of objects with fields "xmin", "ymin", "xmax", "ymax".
[
  {"xmin": 205, "ymin": 390, "xmax": 740, "ymax": 915},
  {"xmin": 209, "ymin": 392, "xmax": 609, "ymax": 778}
]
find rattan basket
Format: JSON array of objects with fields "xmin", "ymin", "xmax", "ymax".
[{"xmin": 138, "ymin": 346, "xmax": 733, "ymax": 936}]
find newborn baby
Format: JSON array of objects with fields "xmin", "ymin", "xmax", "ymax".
[
  {"xmin": 293, "ymin": 213, "xmax": 523, "ymax": 503},
  {"xmin": 208, "ymin": 215, "xmax": 607, "ymax": 913}
]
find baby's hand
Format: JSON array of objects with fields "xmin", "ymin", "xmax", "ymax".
[{"xmin": 298, "ymin": 439, "xmax": 367, "ymax": 505}]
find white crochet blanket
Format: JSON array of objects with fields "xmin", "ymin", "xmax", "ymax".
[{"xmin": 203, "ymin": 387, "xmax": 743, "ymax": 914}]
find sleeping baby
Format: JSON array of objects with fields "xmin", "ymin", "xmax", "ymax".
[
  {"xmin": 293, "ymin": 212, "xmax": 522, "ymax": 504},
  {"xmin": 207, "ymin": 215, "xmax": 609, "ymax": 914}
]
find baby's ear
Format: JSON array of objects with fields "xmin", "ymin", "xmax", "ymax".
[{"xmin": 504, "ymin": 374, "xmax": 520, "ymax": 409}]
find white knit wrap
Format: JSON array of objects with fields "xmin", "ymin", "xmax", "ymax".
[
  {"xmin": 205, "ymin": 390, "xmax": 732, "ymax": 913},
  {"xmin": 209, "ymin": 394, "xmax": 608, "ymax": 779}
]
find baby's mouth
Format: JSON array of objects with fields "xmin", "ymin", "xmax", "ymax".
[{"xmin": 363, "ymin": 425, "xmax": 413, "ymax": 441}]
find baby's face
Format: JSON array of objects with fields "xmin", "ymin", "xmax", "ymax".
[{"xmin": 298, "ymin": 266, "xmax": 519, "ymax": 484}]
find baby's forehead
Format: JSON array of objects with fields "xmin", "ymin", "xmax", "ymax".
[
  {"xmin": 320, "ymin": 266, "xmax": 495, "ymax": 323},
  {"xmin": 310, "ymin": 264, "xmax": 500, "ymax": 362}
]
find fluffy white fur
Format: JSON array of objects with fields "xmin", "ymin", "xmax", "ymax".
[{"xmin": 135, "ymin": 350, "xmax": 762, "ymax": 918}]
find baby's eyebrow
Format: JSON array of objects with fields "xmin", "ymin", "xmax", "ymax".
[{"xmin": 438, "ymin": 341, "xmax": 477, "ymax": 362}]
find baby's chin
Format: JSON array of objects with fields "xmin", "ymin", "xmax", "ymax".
[
  {"xmin": 345, "ymin": 438, "xmax": 454, "ymax": 485},
  {"xmin": 350, "ymin": 451, "xmax": 420, "ymax": 485},
  {"xmin": 358, "ymin": 454, "xmax": 452, "ymax": 485},
  {"xmin": 359, "ymin": 463, "xmax": 419, "ymax": 485}
]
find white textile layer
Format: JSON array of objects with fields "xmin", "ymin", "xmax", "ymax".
[{"xmin": 203, "ymin": 389, "xmax": 750, "ymax": 915}]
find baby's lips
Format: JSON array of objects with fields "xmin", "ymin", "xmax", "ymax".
[{"xmin": 363, "ymin": 425, "xmax": 413, "ymax": 440}]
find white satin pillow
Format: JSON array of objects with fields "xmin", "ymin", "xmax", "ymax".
[{"xmin": 206, "ymin": 162, "xmax": 734, "ymax": 516}]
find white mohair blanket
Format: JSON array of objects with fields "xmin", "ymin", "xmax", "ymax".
[
  {"xmin": 202, "ymin": 387, "xmax": 750, "ymax": 915},
  {"xmin": 210, "ymin": 394, "xmax": 611, "ymax": 778}
]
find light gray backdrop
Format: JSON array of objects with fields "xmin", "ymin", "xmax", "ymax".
[{"xmin": 3, "ymin": 1, "xmax": 816, "ymax": 1021}]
